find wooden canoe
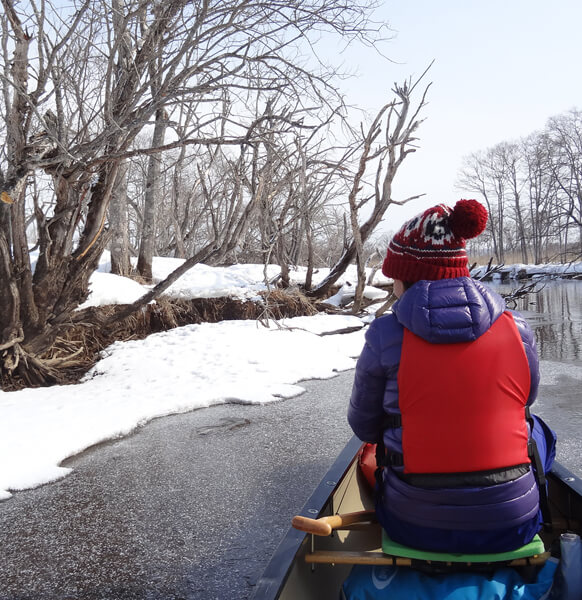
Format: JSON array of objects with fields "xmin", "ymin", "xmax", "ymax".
[{"xmin": 252, "ymin": 435, "xmax": 582, "ymax": 600}]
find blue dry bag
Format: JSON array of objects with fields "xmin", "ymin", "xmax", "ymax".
[{"xmin": 341, "ymin": 560, "xmax": 558, "ymax": 600}]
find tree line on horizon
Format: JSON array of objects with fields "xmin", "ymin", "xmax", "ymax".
[{"xmin": 460, "ymin": 109, "xmax": 582, "ymax": 266}]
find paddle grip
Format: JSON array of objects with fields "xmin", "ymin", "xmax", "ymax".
[{"xmin": 291, "ymin": 511, "xmax": 375, "ymax": 536}]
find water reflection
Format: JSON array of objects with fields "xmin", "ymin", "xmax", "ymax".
[
  {"xmin": 490, "ymin": 280, "xmax": 582, "ymax": 362},
  {"xmin": 490, "ymin": 279, "xmax": 582, "ymax": 476}
]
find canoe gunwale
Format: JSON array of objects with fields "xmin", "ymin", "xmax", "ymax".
[
  {"xmin": 251, "ymin": 435, "xmax": 362, "ymax": 600},
  {"xmin": 549, "ymin": 461, "xmax": 582, "ymax": 497}
]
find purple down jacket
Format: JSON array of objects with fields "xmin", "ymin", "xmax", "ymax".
[{"xmin": 348, "ymin": 277, "xmax": 556, "ymax": 553}]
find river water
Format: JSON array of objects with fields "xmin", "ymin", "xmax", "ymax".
[{"xmin": 490, "ymin": 279, "xmax": 582, "ymax": 476}]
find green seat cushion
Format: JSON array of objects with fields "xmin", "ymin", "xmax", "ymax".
[{"xmin": 381, "ymin": 531, "xmax": 546, "ymax": 563}]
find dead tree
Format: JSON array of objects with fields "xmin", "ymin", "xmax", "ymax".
[
  {"xmin": 546, "ymin": 110, "xmax": 582, "ymax": 257},
  {"xmin": 307, "ymin": 71, "xmax": 431, "ymax": 309}
]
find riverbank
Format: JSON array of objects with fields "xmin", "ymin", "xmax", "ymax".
[{"xmin": 471, "ymin": 261, "xmax": 582, "ymax": 281}]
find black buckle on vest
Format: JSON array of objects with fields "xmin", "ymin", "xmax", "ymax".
[
  {"xmin": 377, "ymin": 451, "xmax": 404, "ymax": 468},
  {"xmin": 376, "ymin": 440, "xmax": 403, "ymax": 469}
]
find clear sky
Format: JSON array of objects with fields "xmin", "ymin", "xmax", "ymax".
[{"xmin": 335, "ymin": 0, "xmax": 582, "ymax": 230}]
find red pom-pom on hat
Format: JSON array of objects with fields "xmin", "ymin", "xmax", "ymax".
[{"xmin": 449, "ymin": 199, "xmax": 488, "ymax": 240}]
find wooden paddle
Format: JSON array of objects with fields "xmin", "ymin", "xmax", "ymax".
[{"xmin": 292, "ymin": 510, "xmax": 376, "ymax": 536}]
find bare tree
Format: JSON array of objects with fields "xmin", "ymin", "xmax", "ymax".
[
  {"xmin": 500, "ymin": 143, "xmax": 529, "ymax": 263},
  {"xmin": 547, "ymin": 110, "xmax": 582, "ymax": 256},
  {"xmin": 136, "ymin": 109, "xmax": 167, "ymax": 281},
  {"xmin": 308, "ymin": 73, "xmax": 430, "ymax": 307},
  {"xmin": 459, "ymin": 145, "xmax": 508, "ymax": 263},
  {"xmin": 458, "ymin": 107, "xmax": 582, "ymax": 265},
  {"xmin": 109, "ymin": 160, "xmax": 132, "ymax": 275},
  {"xmin": 522, "ymin": 133, "xmax": 558, "ymax": 263},
  {"xmin": 0, "ymin": 0, "xmax": 384, "ymax": 386}
]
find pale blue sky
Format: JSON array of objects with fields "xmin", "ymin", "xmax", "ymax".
[{"xmin": 333, "ymin": 0, "xmax": 582, "ymax": 229}]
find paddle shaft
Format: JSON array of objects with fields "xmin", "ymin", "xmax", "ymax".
[{"xmin": 292, "ymin": 510, "xmax": 376, "ymax": 536}]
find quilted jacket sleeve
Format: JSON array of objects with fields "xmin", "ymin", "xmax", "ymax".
[
  {"xmin": 510, "ymin": 310, "xmax": 540, "ymax": 405},
  {"xmin": 347, "ymin": 316, "xmax": 401, "ymax": 443}
]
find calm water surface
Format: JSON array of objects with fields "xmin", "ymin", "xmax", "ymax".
[
  {"xmin": 491, "ymin": 279, "xmax": 582, "ymax": 475},
  {"xmin": 500, "ymin": 279, "xmax": 582, "ymax": 363}
]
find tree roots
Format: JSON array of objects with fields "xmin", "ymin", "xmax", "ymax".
[{"xmin": 1, "ymin": 288, "xmax": 326, "ymax": 391}]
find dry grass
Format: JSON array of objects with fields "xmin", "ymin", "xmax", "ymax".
[{"xmin": 28, "ymin": 288, "xmax": 323, "ymax": 389}]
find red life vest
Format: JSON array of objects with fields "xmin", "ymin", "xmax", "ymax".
[{"xmin": 397, "ymin": 311, "xmax": 531, "ymax": 474}]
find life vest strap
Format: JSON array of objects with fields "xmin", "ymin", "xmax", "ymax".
[
  {"xmin": 383, "ymin": 413, "xmax": 402, "ymax": 428},
  {"xmin": 377, "ymin": 449, "xmax": 533, "ymax": 488},
  {"xmin": 397, "ymin": 464, "xmax": 532, "ymax": 489},
  {"xmin": 525, "ymin": 407, "xmax": 552, "ymax": 530}
]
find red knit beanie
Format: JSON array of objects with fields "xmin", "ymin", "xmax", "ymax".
[{"xmin": 382, "ymin": 199, "xmax": 488, "ymax": 282}]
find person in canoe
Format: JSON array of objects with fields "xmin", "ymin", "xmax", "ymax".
[{"xmin": 347, "ymin": 199, "xmax": 557, "ymax": 554}]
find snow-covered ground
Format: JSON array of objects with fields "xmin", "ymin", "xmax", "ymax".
[
  {"xmin": 0, "ymin": 254, "xmax": 388, "ymax": 501},
  {"xmin": 1, "ymin": 254, "xmax": 581, "ymax": 501}
]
